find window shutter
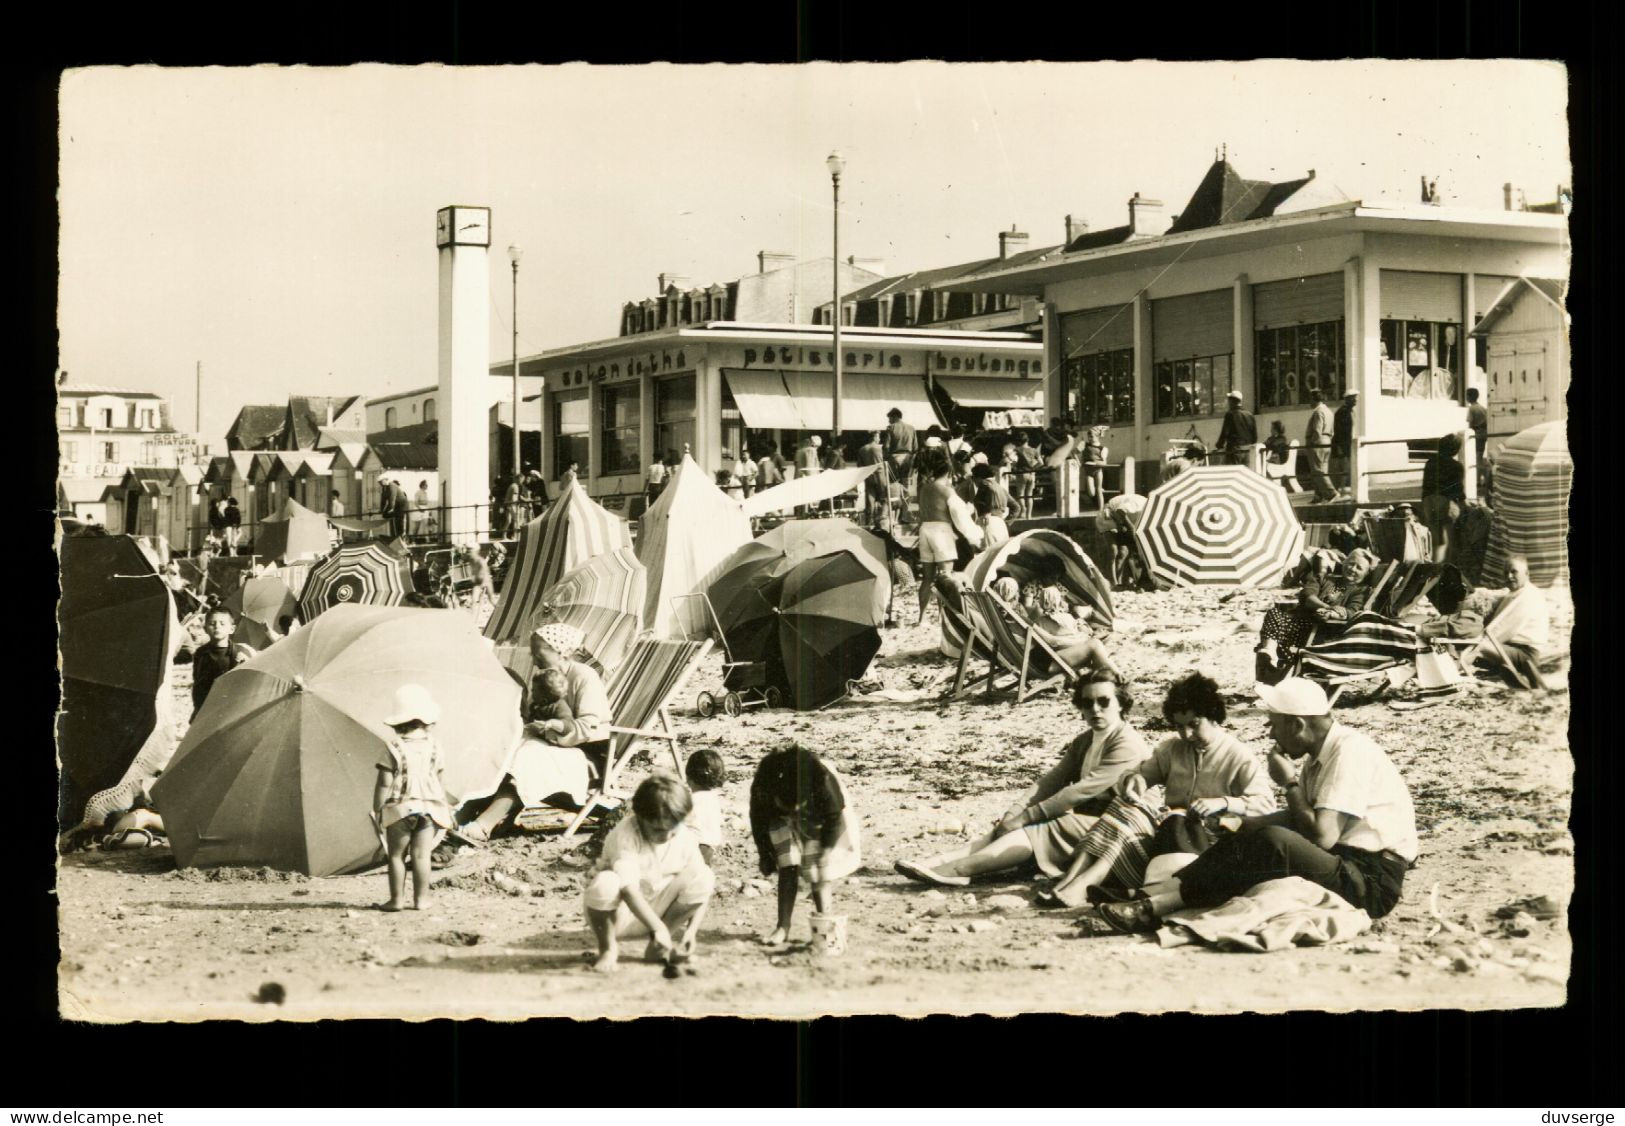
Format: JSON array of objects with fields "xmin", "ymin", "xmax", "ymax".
[
  {"xmin": 1380, "ymin": 270, "xmax": 1463, "ymax": 323},
  {"xmin": 1060, "ymin": 304, "xmax": 1134, "ymax": 356},
  {"xmin": 1151, "ymin": 289, "xmax": 1233, "ymax": 361},
  {"xmin": 1253, "ymin": 273, "xmax": 1344, "ymax": 329}
]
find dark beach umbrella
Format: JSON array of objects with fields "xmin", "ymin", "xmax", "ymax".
[
  {"xmin": 774, "ymin": 550, "xmax": 882, "ymax": 711},
  {"xmin": 57, "ymin": 535, "xmax": 178, "ymax": 826},
  {"xmin": 708, "ymin": 542, "xmax": 790, "ymax": 663}
]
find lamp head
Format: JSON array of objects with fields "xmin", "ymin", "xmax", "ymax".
[
  {"xmin": 508, "ymin": 244, "xmax": 524, "ymax": 266},
  {"xmin": 826, "ymin": 151, "xmax": 846, "ymax": 179}
]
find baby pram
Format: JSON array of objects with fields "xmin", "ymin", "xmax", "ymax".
[{"xmin": 675, "ymin": 591, "xmax": 786, "ymax": 718}]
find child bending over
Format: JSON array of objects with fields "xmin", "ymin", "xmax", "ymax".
[
  {"xmin": 583, "ymin": 773, "xmax": 715, "ymax": 973},
  {"xmin": 749, "ymin": 744, "xmax": 862, "ymax": 954},
  {"xmin": 372, "ymin": 685, "xmax": 455, "ymax": 911},
  {"xmin": 684, "ymin": 749, "xmax": 728, "ymax": 867}
]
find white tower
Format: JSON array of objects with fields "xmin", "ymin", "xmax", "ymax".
[{"xmin": 435, "ymin": 205, "xmax": 492, "ymax": 545}]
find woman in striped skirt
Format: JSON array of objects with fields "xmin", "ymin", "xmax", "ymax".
[{"xmin": 1036, "ymin": 672, "xmax": 1275, "ymax": 908}]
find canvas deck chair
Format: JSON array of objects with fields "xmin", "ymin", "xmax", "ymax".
[
  {"xmin": 559, "ymin": 634, "xmax": 714, "ymax": 838},
  {"xmin": 951, "ymin": 589, "xmax": 1080, "ymax": 703}
]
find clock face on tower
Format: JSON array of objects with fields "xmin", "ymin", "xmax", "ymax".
[{"xmin": 436, "ymin": 206, "xmax": 490, "ymax": 248}]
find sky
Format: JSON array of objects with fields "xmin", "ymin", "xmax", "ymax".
[{"xmin": 57, "ymin": 60, "xmax": 1569, "ymax": 441}]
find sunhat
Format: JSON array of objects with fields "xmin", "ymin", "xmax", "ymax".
[
  {"xmin": 533, "ymin": 622, "xmax": 585, "ymax": 656},
  {"xmin": 385, "ymin": 683, "xmax": 441, "ymax": 726},
  {"xmin": 1255, "ymin": 677, "xmax": 1331, "ymax": 716},
  {"xmin": 1226, "ymin": 390, "xmax": 1243, "ymax": 401}
]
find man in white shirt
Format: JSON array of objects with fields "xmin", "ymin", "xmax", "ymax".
[{"xmin": 1098, "ymin": 677, "xmax": 1417, "ymax": 932}]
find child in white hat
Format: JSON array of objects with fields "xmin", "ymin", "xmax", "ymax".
[{"xmin": 373, "ymin": 684, "xmax": 454, "ymax": 911}]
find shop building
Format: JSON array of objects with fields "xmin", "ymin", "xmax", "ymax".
[
  {"xmin": 510, "ymin": 322, "xmax": 1043, "ymax": 513},
  {"xmin": 951, "ymin": 157, "xmax": 1567, "ymax": 494}
]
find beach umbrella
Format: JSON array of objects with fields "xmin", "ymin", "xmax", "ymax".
[
  {"xmin": 224, "ymin": 574, "xmax": 299, "ymax": 630},
  {"xmin": 485, "ymin": 479, "xmax": 630, "ymax": 644},
  {"xmin": 151, "ymin": 603, "xmax": 522, "ymax": 876},
  {"xmin": 754, "ymin": 518, "xmax": 891, "ymax": 623},
  {"xmin": 966, "ymin": 528, "xmax": 1114, "ymax": 630},
  {"xmin": 254, "ymin": 497, "xmax": 335, "ymax": 564},
  {"xmin": 1134, "ymin": 466, "xmax": 1304, "ymax": 588},
  {"xmin": 707, "ymin": 542, "xmax": 791, "ymax": 681},
  {"xmin": 57, "ymin": 534, "xmax": 179, "ymax": 828},
  {"xmin": 1481, "ymin": 421, "xmax": 1570, "ymax": 587},
  {"xmin": 298, "ymin": 540, "xmax": 413, "ymax": 621},
  {"xmin": 774, "ymin": 550, "xmax": 883, "ymax": 711},
  {"xmin": 529, "ymin": 546, "xmax": 646, "ymax": 674}
]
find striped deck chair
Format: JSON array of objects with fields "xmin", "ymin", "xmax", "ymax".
[
  {"xmin": 951, "ymin": 589, "xmax": 1075, "ymax": 703},
  {"xmin": 560, "ymin": 635, "xmax": 714, "ymax": 838},
  {"xmin": 1292, "ymin": 610, "xmax": 1426, "ymax": 705}
]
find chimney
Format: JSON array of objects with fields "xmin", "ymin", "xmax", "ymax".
[
  {"xmin": 1064, "ymin": 215, "xmax": 1090, "ymax": 244},
  {"xmin": 998, "ymin": 225, "xmax": 1030, "ymax": 259},
  {"xmin": 326, "ymin": 400, "xmax": 335, "ymax": 427},
  {"xmin": 657, "ymin": 272, "xmax": 691, "ymax": 293},
  {"xmin": 757, "ymin": 250, "xmax": 796, "ymax": 273},
  {"xmin": 1127, "ymin": 193, "xmax": 1170, "ymax": 238},
  {"xmin": 1503, "ymin": 182, "xmax": 1514, "ymax": 211},
  {"xmin": 847, "ymin": 254, "xmax": 886, "ymax": 276}
]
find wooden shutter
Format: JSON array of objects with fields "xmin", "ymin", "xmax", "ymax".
[
  {"xmin": 1380, "ymin": 270, "xmax": 1463, "ymax": 322},
  {"xmin": 1060, "ymin": 304, "xmax": 1134, "ymax": 356},
  {"xmin": 1253, "ymin": 273, "xmax": 1344, "ymax": 329},
  {"xmin": 1152, "ymin": 289, "xmax": 1233, "ymax": 361}
]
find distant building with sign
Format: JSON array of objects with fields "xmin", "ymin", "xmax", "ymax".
[
  {"xmin": 949, "ymin": 156, "xmax": 1567, "ymax": 493},
  {"xmin": 56, "ymin": 383, "xmax": 212, "ymax": 526}
]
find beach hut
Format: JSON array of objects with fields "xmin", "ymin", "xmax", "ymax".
[
  {"xmin": 290, "ymin": 452, "xmax": 336, "ymax": 513},
  {"xmin": 109, "ymin": 467, "xmax": 191, "ymax": 555},
  {"xmin": 1481, "ymin": 420, "xmax": 1570, "ymax": 587},
  {"xmin": 637, "ymin": 454, "xmax": 753, "ymax": 638},
  {"xmin": 327, "ymin": 443, "xmax": 380, "ymax": 521}
]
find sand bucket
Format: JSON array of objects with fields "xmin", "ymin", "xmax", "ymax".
[{"xmin": 809, "ymin": 913, "xmax": 848, "ymax": 957}]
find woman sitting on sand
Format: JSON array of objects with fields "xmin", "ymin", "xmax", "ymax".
[
  {"xmin": 1034, "ymin": 672, "xmax": 1274, "ymax": 907},
  {"xmin": 1255, "ymin": 547, "xmax": 1382, "ymax": 680},
  {"xmin": 895, "ymin": 671, "xmax": 1149, "ymax": 887},
  {"xmin": 454, "ymin": 622, "xmax": 611, "ymax": 842}
]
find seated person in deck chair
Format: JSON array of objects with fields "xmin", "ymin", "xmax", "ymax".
[
  {"xmin": 1255, "ymin": 548, "xmax": 1381, "ymax": 681},
  {"xmin": 456, "ymin": 622, "xmax": 610, "ymax": 842},
  {"xmin": 993, "ymin": 576, "xmax": 1123, "ymax": 682},
  {"xmin": 1428, "ymin": 554, "xmax": 1553, "ymax": 690}
]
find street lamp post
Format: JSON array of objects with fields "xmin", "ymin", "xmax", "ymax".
[
  {"xmin": 827, "ymin": 150, "xmax": 846, "ymax": 442},
  {"xmin": 508, "ymin": 244, "xmax": 523, "ymax": 485}
]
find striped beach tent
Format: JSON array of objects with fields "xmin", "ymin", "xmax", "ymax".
[
  {"xmin": 965, "ymin": 528, "xmax": 1114, "ymax": 631},
  {"xmin": 638, "ymin": 455, "xmax": 753, "ymax": 638},
  {"xmin": 484, "ymin": 479, "xmax": 631, "ymax": 644},
  {"xmin": 1481, "ymin": 421, "xmax": 1571, "ymax": 587},
  {"xmin": 1135, "ymin": 465, "xmax": 1304, "ymax": 588}
]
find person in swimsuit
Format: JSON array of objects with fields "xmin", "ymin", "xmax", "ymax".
[{"xmin": 914, "ymin": 445, "xmax": 958, "ymax": 626}]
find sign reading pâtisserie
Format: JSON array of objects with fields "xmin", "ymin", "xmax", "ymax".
[{"xmin": 541, "ymin": 341, "xmax": 1042, "ymax": 389}]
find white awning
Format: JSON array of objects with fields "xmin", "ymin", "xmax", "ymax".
[
  {"xmin": 724, "ymin": 370, "xmax": 938, "ymax": 431},
  {"xmin": 935, "ymin": 376, "xmax": 1046, "ymax": 410},
  {"xmin": 722, "ymin": 370, "xmax": 807, "ymax": 430}
]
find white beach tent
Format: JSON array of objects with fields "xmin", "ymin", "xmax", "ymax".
[{"xmin": 637, "ymin": 454, "xmax": 753, "ymax": 638}]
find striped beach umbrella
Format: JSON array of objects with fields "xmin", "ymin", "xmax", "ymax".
[
  {"xmin": 485, "ymin": 479, "xmax": 630, "ymax": 644},
  {"xmin": 1134, "ymin": 466, "xmax": 1304, "ymax": 588},
  {"xmin": 1481, "ymin": 421, "xmax": 1570, "ymax": 587},
  {"xmin": 298, "ymin": 540, "xmax": 413, "ymax": 621},
  {"xmin": 531, "ymin": 546, "xmax": 647, "ymax": 674}
]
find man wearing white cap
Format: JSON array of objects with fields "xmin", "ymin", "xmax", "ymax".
[
  {"xmin": 1215, "ymin": 389, "xmax": 1257, "ymax": 466},
  {"xmin": 1097, "ymin": 676, "xmax": 1417, "ymax": 933}
]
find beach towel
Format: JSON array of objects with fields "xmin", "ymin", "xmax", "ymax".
[
  {"xmin": 1483, "ymin": 584, "xmax": 1550, "ymax": 655},
  {"xmin": 1296, "ymin": 611, "xmax": 1425, "ymax": 679},
  {"xmin": 1156, "ymin": 876, "xmax": 1372, "ymax": 952}
]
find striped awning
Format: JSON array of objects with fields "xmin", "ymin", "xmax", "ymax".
[
  {"xmin": 484, "ymin": 479, "xmax": 631, "ymax": 644},
  {"xmin": 721, "ymin": 370, "xmax": 939, "ymax": 431},
  {"xmin": 1135, "ymin": 466, "xmax": 1304, "ymax": 588},
  {"xmin": 935, "ymin": 376, "xmax": 1046, "ymax": 410}
]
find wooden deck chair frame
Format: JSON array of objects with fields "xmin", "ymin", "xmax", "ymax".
[
  {"xmin": 1431, "ymin": 632, "xmax": 1537, "ymax": 690},
  {"xmin": 560, "ymin": 633, "xmax": 715, "ymax": 840},
  {"xmin": 952, "ymin": 589, "xmax": 1076, "ymax": 703}
]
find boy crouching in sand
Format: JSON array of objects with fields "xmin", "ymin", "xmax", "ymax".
[{"xmin": 583, "ymin": 774, "xmax": 714, "ymax": 973}]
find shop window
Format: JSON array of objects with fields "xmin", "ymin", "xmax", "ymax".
[
  {"xmin": 1255, "ymin": 320, "xmax": 1345, "ymax": 409},
  {"xmin": 1154, "ymin": 354, "xmax": 1233, "ymax": 421},
  {"xmin": 1062, "ymin": 349, "xmax": 1135, "ymax": 427},
  {"xmin": 423, "ymin": 399, "xmax": 435, "ymax": 423},
  {"xmin": 654, "ymin": 374, "xmax": 697, "ymax": 462},
  {"xmin": 599, "ymin": 384, "xmax": 641, "ymax": 475},
  {"xmin": 1379, "ymin": 319, "xmax": 1462, "ymax": 401},
  {"xmin": 552, "ymin": 392, "xmax": 590, "ymax": 480},
  {"xmin": 384, "ymin": 407, "xmax": 398, "ymax": 429}
]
